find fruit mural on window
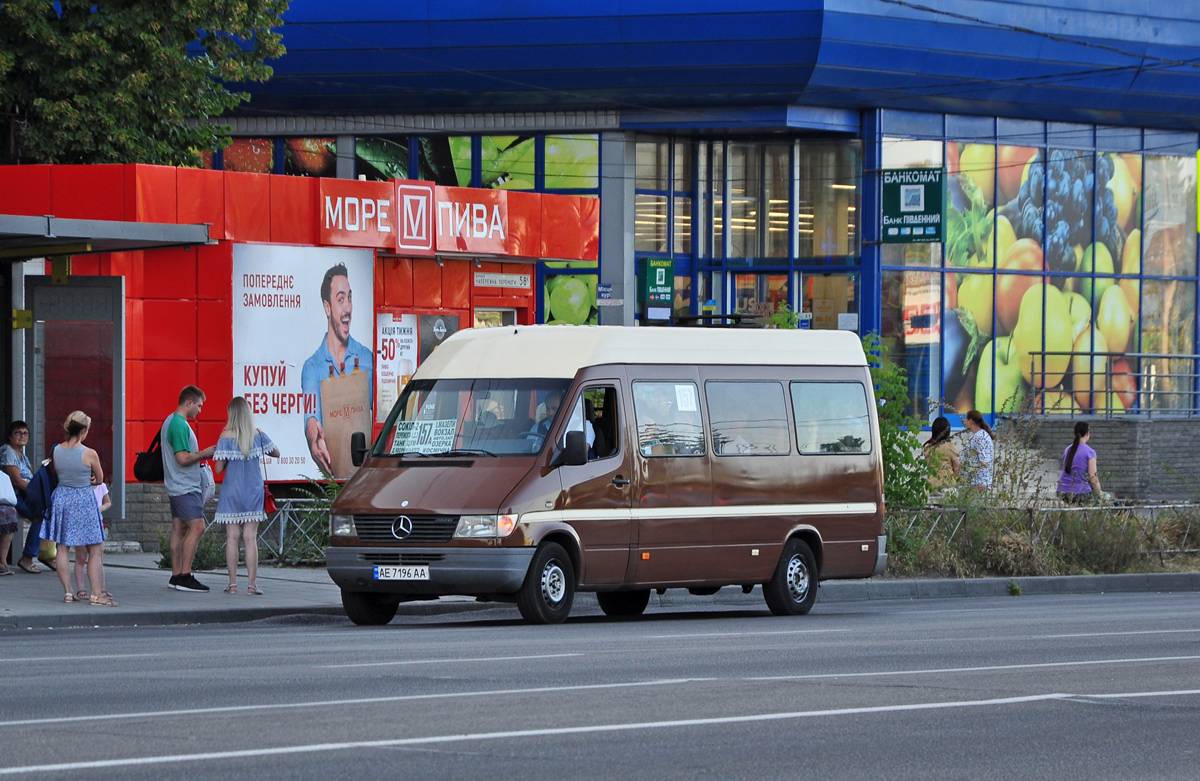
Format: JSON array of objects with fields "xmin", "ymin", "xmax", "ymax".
[
  {"xmin": 943, "ymin": 142, "xmax": 1155, "ymax": 416},
  {"xmin": 284, "ymin": 138, "xmax": 336, "ymax": 177},
  {"xmin": 544, "ymin": 263, "xmax": 598, "ymax": 325}
]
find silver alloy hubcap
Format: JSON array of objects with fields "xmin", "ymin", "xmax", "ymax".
[
  {"xmin": 541, "ymin": 561, "xmax": 566, "ymax": 604},
  {"xmin": 786, "ymin": 555, "xmax": 810, "ymax": 603}
]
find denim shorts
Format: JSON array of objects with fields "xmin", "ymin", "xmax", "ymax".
[{"xmin": 168, "ymin": 491, "xmax": 205, "ymax": 521}]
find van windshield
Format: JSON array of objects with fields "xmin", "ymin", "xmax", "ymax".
[{"xmin": 374, "ymin": 378, "xmax": 573, "ymax": 457}]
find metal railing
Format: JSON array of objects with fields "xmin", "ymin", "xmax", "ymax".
[
  {"xmin": 204, "ymin": 497, "xmax": 329, "ymax": 565},
  {"xmin": 1028, "ymin": 350, "xmax": 1199, "ymax": 418}
]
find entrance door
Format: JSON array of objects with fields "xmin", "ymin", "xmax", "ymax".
[
  {"xmin": 797, "ymin": 271, "xmax": 859, "ymax": 331},
  {"xmin": 25, "ymin": 276, "xmax": 125, "ymax": 519}
]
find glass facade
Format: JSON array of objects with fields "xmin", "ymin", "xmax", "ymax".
[{"xmin": 880, "ymin": 126, "xmax": 1198, "ymax": 419}]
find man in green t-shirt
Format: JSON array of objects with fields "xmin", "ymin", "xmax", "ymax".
[{"xmin": 160, "ymin": 386, "xmax": 216, "ymax": 592}]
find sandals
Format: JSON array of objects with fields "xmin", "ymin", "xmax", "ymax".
[
  {"xmin": 224, "ymin": 584, "xmax": 238, "ymax": 594},
  {"xmin": 0, "ymin": 565, "xmax": 13, "ymax": 576},
  {"xmin": 90, "ymin": 593, "xmax": 118, "ymax": 607},
  {"xmin": 63, "ymin": 592, "xmax": 75, "ymax": 603},
  {"xmin": 75, "ymin": 590, "xmax": 90, "ymax": 601},
  {"xmin": 246, "ymin": 585, "xmax": 263, "ymax": 596}
]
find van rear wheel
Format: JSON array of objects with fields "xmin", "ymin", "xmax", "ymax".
[
  {"xmin": 764, "ymin": 539, "xmax": 818, "ymax": 616},
  {"xmin": 597, "ymin": 589, "xmax": 651, "ymax": 618},
  {"xmin": 342, "ymin": 590, "xmax": 400, "ymax": 626},
  {"xmin": 517, "ymin": 542, "xmax": 575, "ymax": 624}
]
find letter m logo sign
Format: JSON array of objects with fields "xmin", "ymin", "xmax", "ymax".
[{"xmin": 397, "ymin": 183, "xmax": 435, "ymax": 253}]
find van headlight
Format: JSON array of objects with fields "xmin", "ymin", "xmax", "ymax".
[
  {"xmin": 454, "ymin": 514, "xmax": 517, "ymax": 538},
  {"xmin": 330, "ymin": 513, "xmax": 356, "ymax": 537}
]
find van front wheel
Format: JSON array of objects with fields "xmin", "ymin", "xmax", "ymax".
[
  {"xmin": 597, "ymin": 589, "xmax": 651, "ymax": 618},
  {"xmin": 517, "ymin": 542, "xmax": 575, "ymax": 624},
  {"xmin": 342, "ymin": 590, "xmax": 400, "ymax": 626},
  {"xmin": 764, "ymin": 539, "xmax": 818, "ymax": 616}
]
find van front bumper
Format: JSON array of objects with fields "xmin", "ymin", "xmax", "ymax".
[{"xmin": 325, "ymin": 546, "xmax": 535, "ymax": 597}]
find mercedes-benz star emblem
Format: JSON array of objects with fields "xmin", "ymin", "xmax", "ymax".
[{"xmin": 391, "ymin": 515, "xmax": 414, "ymax": 540}]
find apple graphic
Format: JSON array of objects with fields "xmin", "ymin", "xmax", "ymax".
[
  {"xmin": 976, "ymin": 336, "xmax": 1027, "ymax": 415},
  {"xmin": 1063, "ymin": 291, "xmax": 1092, "ymax": 340},
  {"xmin": 957, "ymin": 273, "xmax": 994, "ymax": 339},
  {"xmin": 1072, "ymin": 327, "xmax": 1109, "ymax": 411},
  {"xmin": 1038, "ymin": 389, "xmax": 1081, "ymax": 415},
  {"xmin": 1120, "ymin": 229, "xmax": 1141, "ymax": 319},
  {"xmin": 1110, "ymin": 358, "xmax": 1138, "ymax": 410},
  {"xmin": 1013, "ymin": 284, "xmax": 1073, "ymax": 388},
  {"xmin": 996, "ymin": 238, "xmax": 1044, "ymax": 335},
  {"xmin": 1079, "ymin": 243, "xmax": 1115, "ymax": 305}
]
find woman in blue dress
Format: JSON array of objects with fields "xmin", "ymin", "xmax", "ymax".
[
  {"xmin": 213, "ymin": 396, "xmax": 279, "ymax": 595},
  {"xmin": 42, "ymin": 411, "xmax": 111, "ymax": 604}
]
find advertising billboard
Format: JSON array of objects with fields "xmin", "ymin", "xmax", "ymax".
[{"xmin": 233, "ymin": 245, "xmax": 375, "ymax": 481}]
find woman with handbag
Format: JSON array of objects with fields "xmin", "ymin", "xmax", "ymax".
[
  {"xmin": 212, "ymin": 396, "xmax": 279, "ymax": 595},
  {"xmin": 42, "ymin": 411, "xmax": 111, "ymax": 605}
]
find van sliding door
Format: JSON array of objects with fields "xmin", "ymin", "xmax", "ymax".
[{"xmin": 629, "ymin": 373, "xmax": 713, "ymax": 585}]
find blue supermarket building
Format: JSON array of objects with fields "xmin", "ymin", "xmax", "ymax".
[{"xmin": 197, "ymin": 2, "xmax": 1200, "ymax": 497}]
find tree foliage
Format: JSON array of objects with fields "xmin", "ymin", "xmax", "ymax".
[
  {"xmin": 0, "ymin": 0, "xmax": 288, "ymax": 166},
  {"xmin": 862, "ymin": 332, "xmax": 930, "ymax": 508}
]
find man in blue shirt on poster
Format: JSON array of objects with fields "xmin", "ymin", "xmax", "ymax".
[{"xmin": 301, "ymin": 263, "xmax": 373, "ymax": 475}]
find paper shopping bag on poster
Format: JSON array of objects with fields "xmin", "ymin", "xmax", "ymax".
[{"xmin": 320, "ymin": 369, "xmax": 372, "ymax": 479}]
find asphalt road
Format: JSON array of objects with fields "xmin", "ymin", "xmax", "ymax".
[{"xmin": 2, "ymin": 592, "xmax": 1199, "ymax": 779}]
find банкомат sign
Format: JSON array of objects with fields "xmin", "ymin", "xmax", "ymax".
[{"xmin": 882, "ymin": 168, "xmax": 943, "ymax": 244}]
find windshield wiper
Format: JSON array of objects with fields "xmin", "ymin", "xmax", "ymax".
[
  {"xmin": 392, "ymin": 451, "xmax": 433, "ymax": 458},
  {"xmin": 428, "ymin": 448, "xmax": 498, "ymax": 458}
]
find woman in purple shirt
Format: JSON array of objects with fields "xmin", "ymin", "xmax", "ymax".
[{"xmin": 1057, "ymin": 421, "xmax": 1102, "ymax": 503}]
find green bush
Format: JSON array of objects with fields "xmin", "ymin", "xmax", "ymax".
[{"xmin": 156, "ymin": 527, "xmax": 226, "ymax": 572}]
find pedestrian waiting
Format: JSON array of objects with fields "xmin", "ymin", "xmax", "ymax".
[
  {"xmin": 42, "ymin": 411, "xmax": 114, "ymax": 606},
  {"xmin": 213, "ymin": 396, "xmax": 279, "ymax": 596}
]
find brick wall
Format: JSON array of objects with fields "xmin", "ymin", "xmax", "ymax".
[
  {"xmin": 1032, "ymin": 418, "xmax": 1200, "ymax": 501},
  {"xmin": 113, "ymin": 482, "xmax": 173, "ymax": 549}
]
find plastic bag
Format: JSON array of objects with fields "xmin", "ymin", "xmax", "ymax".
[{"xmin": 200, "ymin": 463, "xmax": 216, "ymax": 504}]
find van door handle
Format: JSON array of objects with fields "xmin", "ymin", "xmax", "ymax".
[{"xmin": 612, "ymin": 476, "xmax": 631, "ymax": 487}]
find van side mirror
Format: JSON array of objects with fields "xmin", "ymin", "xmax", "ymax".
[
  {"xmin": 350, "ymin": 431, "xmax": 369, "ymax": 467},
  {"xmin": 551, "ymin": 430, "xmax": 588, "ymax": 467}
]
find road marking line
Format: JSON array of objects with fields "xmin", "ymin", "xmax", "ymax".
[
  {"xmin": 0, "ymin": 654, "xmax": 159, "ymax": 664},
  {"xmin": 322, "ymin": 652, "xmax": 581, "ymax": 669},
  {"xmin": 5, "ymin": 688, "xmax": 1199, "ymax": 775},
  {"xmin": 746, "ymin": 654, "xmax": 1200, "ymax": 682},
  {"xmin": 0, "ymin": 678, "xmax": 701, "ymax": 729},
  {"xmin": 644, "ymin": 629, "xmax": 851, "ymax": 640}
]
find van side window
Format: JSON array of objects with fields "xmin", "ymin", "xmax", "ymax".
[
  {"xmin": 583, "ymin": 386, "xmax": 619, "ymax": 459},
  {"xmin": 706, "ymin": 381, "xmax": 790, "ymax": 455},
  {"xmin": 790, "ymin": 382, "xmax": 871, "ymax": 454},
  {"xmin": 632, "ymin": 381, "xmax": 704, "ymax": 457}
]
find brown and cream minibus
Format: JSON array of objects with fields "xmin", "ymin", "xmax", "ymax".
[{"xmin": 326, "ymin": 325, "xmax": 886, "ymax": 624}]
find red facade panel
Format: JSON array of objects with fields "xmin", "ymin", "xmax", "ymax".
[
  {"xmin": 412, "ymin": 258, "xmax": 442, "ymax": 308},
  {"xmin": 50, "ymin": 165, "xmax": 126, "ymax": 221},
  {"xmin": 125, "ymin": 298, "xmax": 145, "ymax": 361},
  {"xmin": 142, "ymin": 246, "xmax": 198, "ymax": 300},
  {"xmin": 505, "ymin": 190, "xmax": 542, "ymax": 257},
  {"xmin": 177, "ymin": 168, "xmax": 225, "ymax": 239},
  {"xmin": 196, "ymin": 243, "xmax": 233, "ymax": 301},
  {"xmin": 127, "ymin": 165, "xmax": 178, "ymax": 224},
  {"xmin": 142, "ymin": 300, "xmax": 198, "ymax": 360},
  {"xmin": 443, "ymin": 258, "xmax": 470, "ymax": 310},
  {"xmin": 381, "ymin": 257, "xmax": 414, "ymax": 307},
  {"xmin": 143, "ymin": 360, "xmax": 200, "ymax": 409},
  {"xmin": 197, "ymin": 300, "xmax": 233, "ymax": 361},
  {"xmin": 0, "ymin": 165, "xmax": 52, "ymax": 215},
  {"xmin": 271, "ymin": 175, "xmax": 319, "ymax": 245},
  {"xmin": 541, "ymin": 195, "xmax": 583, "ymax": 260},
  {"xmin": 223, "ymin": 172, "xmax": 271, "ymax": 242}
]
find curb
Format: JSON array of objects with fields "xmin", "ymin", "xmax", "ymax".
[{"xmin": 4, "ymin": 573, "xmax": 1197, "ymax": 630}]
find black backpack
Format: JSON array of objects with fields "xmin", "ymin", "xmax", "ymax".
[{"xmin": 133, "ymin": 430, "xmax": 165, "ymax": 483}]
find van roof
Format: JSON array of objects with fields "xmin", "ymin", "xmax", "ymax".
[{"xmin": 417, "ymin": 325, "xmax": 868, "ymax": 380}]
